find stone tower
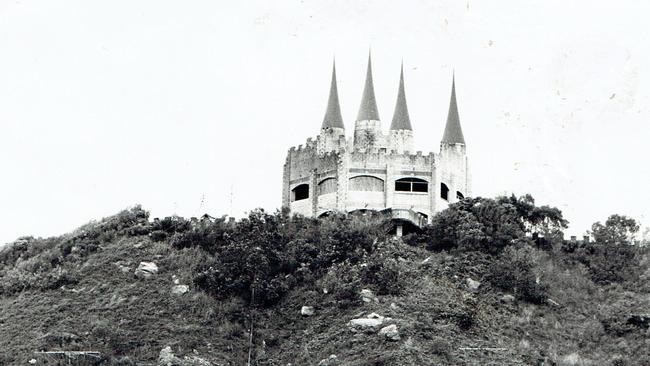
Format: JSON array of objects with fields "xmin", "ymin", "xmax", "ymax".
[{"xmin": 282, "ymin": 55, "xmax": 471, "ymax": 231}]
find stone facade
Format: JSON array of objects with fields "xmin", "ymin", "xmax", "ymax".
[{"xmin": 282, "ymin": 56, "xmax": 471, "ymax": 228}]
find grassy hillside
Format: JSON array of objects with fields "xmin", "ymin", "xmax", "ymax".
[{"xmin": 1, "ymin": 201, "xmax": 649, "ymax": 365}]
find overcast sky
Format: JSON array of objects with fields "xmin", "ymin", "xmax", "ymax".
[{"xmin": 1, "ymin": 0, "xmax": 649, "ymax": 245}]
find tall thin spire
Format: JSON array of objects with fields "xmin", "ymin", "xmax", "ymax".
[
  {"xmin": 321, "ymin": 59, "xmax": 345, "ymax": 129},
  {"xmin": 390, "ymin": 62, "xmax": 412, "ymax": 130},
  {"xmin": 356, "ymin": 52, "xmax": 380, "ymax": 121},
  {"xmin": 442, "ymin": 73, "xmax": 466, "ymax": 144}
]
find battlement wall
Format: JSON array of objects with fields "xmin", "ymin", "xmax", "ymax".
[
  {"xmin": 347, "ymin": 149, "xmax": 436, "ymax": 173},
  {"xmin": 285, "ymin": 137, "xmax": 342, "ymax": 184}
]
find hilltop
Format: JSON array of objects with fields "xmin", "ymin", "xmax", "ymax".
[{"xmin": 0, "ymin": 197, "xmax": 649, "ymax": 365}]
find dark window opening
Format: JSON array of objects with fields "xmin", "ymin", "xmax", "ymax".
[
  {"xmin": 395, "ymin": 178, "xmax": 429, "ymax": 193},
  {"xmin": 456, "ymin": 191, "xmax": 464, "ymax": 200},
  {"xmin": 291, "ymin": 184, "xmax": 309, "ymax": 201},
  {"xmin": 441, "ymin": 183, "xmax": 449, "ymax": 201}
]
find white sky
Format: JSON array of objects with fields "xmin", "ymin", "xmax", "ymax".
[{"xmin": 1, "ymin": 1, "xmax": 649, "ymax": 245}]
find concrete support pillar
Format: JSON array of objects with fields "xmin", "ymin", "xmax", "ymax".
[{"xmin": 396, "ymin": 224, "xmax": 403, "ymax": 237}]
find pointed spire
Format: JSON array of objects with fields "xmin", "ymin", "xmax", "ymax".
[
  {"xmin": 390, "ymin": 62, "xmax": 412, "ymax": 131},
  {"xmin": 356, "ymin": 52, "xmax": 380, "ymax": 121},
  {"xmin": 321, "ymin": 59, "xmax": 344, "ymax": 129},
  {"xmin": 442, "ymin": 73, "xmax": 466, "ymax": 144}
]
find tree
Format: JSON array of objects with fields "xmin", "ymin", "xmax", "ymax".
[
  {"xmin": 429, "ymin": 197, "xmax": 525, "ymax": 253},
  {"xmin": 496, "ymin": 194, "xmax": 568, "ymax": 235},
  {"xmin": 590, "ymin": 214, "xmax": 640, "ymax": 245},
  {"xmin": 426, "ymin": 194, "xmax": 568, "ymax": 253}
]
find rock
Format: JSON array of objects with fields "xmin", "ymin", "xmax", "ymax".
[
  {"xmin": 135, "ymin": 262, "xmax": 158, "ymax": 279},
  {"xmin": 547, "ymin": 298, "xmax": 561, "ymax": 307},
  {"xmin": 360, "ymin": 289, "xmax": 377, "ymax": 303},
  {"xmin": 171, "ymin": 285, "xmax": 189, "ymax": 295},
  {"xmin": 158, "ymin": 346, "xmax": 212, "ymax": 366},
  {"xmin": 41, "ymin": 331, "xmax": 79, "ymax": 345},
  {"xmin": 465, "ymin": 278, "xmax": 481, "ymax": 291},
  {"xmin": 348, "ymin": 313, "xmax": 392, "ymax": 332},
  {"xmin": 379, "ymin": 324, "xmax": 401, "ymax": 341},
  {"xmin": 113, "ymin": 262, "xmax": 131, "ymax": 273},
  {"xmin": 501, "ymin": 294, "xmax": 516, "ymax": 303},
  {"xmin": 158, "ymin": 346, "xmax": 179, "ymax": 366},
  {"xmin": 172, "ymin": 275, "xmax": 180, "ymax": 285},
  {"xmin": 317, "ymin": 354, "xmax": 338, "ymax": 366},
  {"xmin": 390, "ymin": 302, "xmax": 399, "ymax": 310},
  {"xmin": 28, "ymin": 359, "xmax": 36, "ymax": 364},
  {"xmin": 421, "ymin": 256, "xmax": 432, "ymax": 264},
  {"xmin": 301, "ymin": 306, "xmax": 315, "ymax": 316},
  {"xmin": 182, "ymin": 355, "xmax": 212, "ymax": 366}
]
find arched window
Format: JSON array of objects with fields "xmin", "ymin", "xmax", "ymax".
[
  {"xmin": 456, "ymin": 191, "xmax": 465, "ymax": 200},
  {"xmin": 440, "ymin": 183, "xmax": 449, "ymax": 201},
  {"xmin": 318, "ymin": 178, "xmax": 337, "ymax": 195},
  {"xmin": 291, "ymin": 184, "xmax": 309, "ymax": 201},
  {"xmin": 349, "ymin": 175, "xmax": 384, "ymax": 192},
  {"xmin": 395, "ymin": 178, "xmax": 428, "ymax": 193}
]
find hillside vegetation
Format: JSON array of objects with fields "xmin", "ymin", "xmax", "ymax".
[{"xmin": 1, "ymin": 195, "xmax": 649, "ymax": 365}]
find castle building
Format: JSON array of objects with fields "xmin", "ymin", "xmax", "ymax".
[{"xmin": 282, "ymin": 55, "xmax": 470, "ymax": 233}]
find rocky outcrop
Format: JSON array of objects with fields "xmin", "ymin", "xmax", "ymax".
[
  {"xmin": 317, "ymin": 354, "xmax": 339, "ymax": 366},
  {"xmin": 360, "ymin": 289, "xmax": 378, "ymax": 303},
  {"xmin": 466, "ymin": 278, "xmax": 480, "ymax": 291},
  {"xmin": 348, "ymin": 313, "xmax": 392, "ymax": 332},
  {"xmin": 158, "ymin": 346, "xmax": 212, "ymax": 366},
  {"xmin": 379, "ymin": 324, "xmax": 400, "ymax": 341},
  {"xmin": 171, "ymin": 284, "xmax": 189, "ymax": 295},
  {"xmin": 301, "ymin": 305, "xmax": 315, "ymax": 316},
  {"xmin": 135, "ymin": 262, "xmax": 158, "ymax": 279}
]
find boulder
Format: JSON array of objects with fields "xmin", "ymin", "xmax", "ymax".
[
  {"xmin": 158, "ymin": 346, "xmax": 180, "ymax": 366},
  {"xmin": 465, "ymin": 278, "xmax": 481, "ymax": 291},
  {"xmin": 360, "ymin": 289, "xmax": 377, "ymax": 303},
  {"xmin": 317, "ymin": 354, "xmax": 338, "ymax": 366},
  {"xmin": 135, "ymin": 262, "xmax": 158, "ymax": 279},
  {"xmin": 113, "ymin": 262, "xmax": 131, "ymax": 274},
  {"xmin": 379, "ymin": 324, "xmax": 400, "ymax": 341},
  {"xmin": 501, "ymin": 294, "xmax": 516, "ymax": 303},
  {"xmin": 348, "ymin": 313, "xmax": 392, "ymax": 332},
  {"xmin": 158, "ymin": 346, "xmax": 212, "ymax": 366},
  {"xmin": 301, "ymin": 306, "xmax": 315, "ymax": 316},
  {"xmin": 182, "ymin": 355, "xmax": 212, "ymax": 366},
  {"xmin": 171, "ymin": 285, "xmax": 189, "ymax": 295}
]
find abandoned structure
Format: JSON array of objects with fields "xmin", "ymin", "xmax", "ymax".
[{"xmin": 282, "ymin": 55, "xmax": 470, "ymax": 233}]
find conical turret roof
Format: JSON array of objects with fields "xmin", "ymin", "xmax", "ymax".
[
  {"xmin": 321, "ymin": 60, "xmax": 344, "ymax": 129},
  {"xmin": 390, "ymin": 63, "xmax": 412, "ymax": 131},
  {"xmin": 356, "ymin": 53, "xmax": 380, "ymax": 121},
  {"xmin": 442, "ymin": 74, "xmax": 466, "ymax": 144}
]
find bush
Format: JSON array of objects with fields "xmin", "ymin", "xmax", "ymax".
[
  {"xmin": 486, "ymin": 246, "xmax": 547, "ymax": 304},
  {"xmin": 361, "ymin": 256, "xmax": 403, "ymax": 295},
  {"xmin": 191, "ymin": 210, "xmax": 384, "ymax": 307},
  {"xmin": 573, "ymin": 243, "xmax": 640, "ymax": 285}
]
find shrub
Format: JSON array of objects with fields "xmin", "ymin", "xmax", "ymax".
[
  {"xmin": 573, "ymin": 243, "xmax": 640, "ymax": 285},
  {"xmin": 421, "ymin": 195, "xmax": 567, "ymax": 254},
  {"xmin": 361, "ymin": 257, "xmax": 403, "ymax": 295},
  {"xmin": 486, "ymin": 246, "xmax": 547, "ymax": 304},
  {"xmin": 190, "ymin": 209, "xmax": 385, "ymax": 307},
  {"xmin": 427, "ymin": 197, "xmax": 525, "ymax": 253},
  {"xmin": 456, "ymin": 297, "xmax": 480, "ymax": 330}
]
